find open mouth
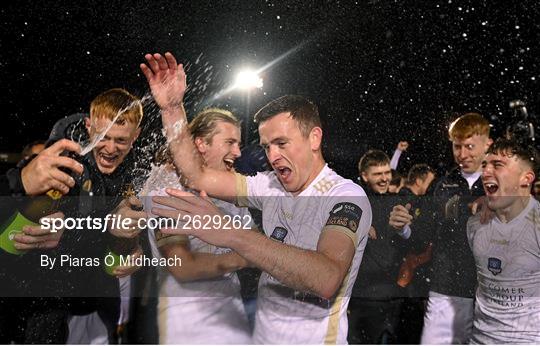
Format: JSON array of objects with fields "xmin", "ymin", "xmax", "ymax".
[
  {"xmin": 98, "ymin": 153, "xmax": 119, "ymax": 166},
  {"xmin": 484, "ymin": 182, "xmax": 499, "ymax": 194},
  {"xmin": 223, "ymin": 158, "xmax": 234, "ymax": 171},
  {"xmin": 276, "ymin": 166, "xmax": 292, "ymax": 182}
]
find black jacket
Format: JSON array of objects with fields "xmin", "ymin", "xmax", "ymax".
[
  {"xmin": 429, "ymin": 167, "xmax": 484, "ymax": 298},
  {"xmin": 352, "ymin": 187, "xmax": 408, "ymax": 298}
]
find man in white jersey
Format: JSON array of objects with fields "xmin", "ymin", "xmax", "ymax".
[
  {"xmin": 140, "ymin": 52, "xmax": 372, "ymax": 344},
  {"xmin": 467, "ymin": 138, "xmax": 540, "ymax": 344},
  {"xmin": 142, "ymin": 108, "xmax": 252, "ymax": 344}
]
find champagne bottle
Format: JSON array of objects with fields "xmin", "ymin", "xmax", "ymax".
[
  {"xmin": 0, "ymin": 151, "xmax": 81, "ymax": 255},
  {"xmin": 397, "ymin": 242, "xmax": 433, "ymax": 288},
  {"xmin": 0, "ymin": 190, "xmax": 64, "ymax": 255}
]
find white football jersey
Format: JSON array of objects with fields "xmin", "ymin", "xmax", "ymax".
[
  {"xmin": 467, "ymin": 197, "xmax": 540, "ymax": 344},
  {"xmin": 142, "ymin": 164, "xmax": 251, "ymax": 344},
  {"xmin": 236, "ymin": 164, "xmax": 372, "ymax": 344}
]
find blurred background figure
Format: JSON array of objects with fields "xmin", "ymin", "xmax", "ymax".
[
  {"xmin": 20, "ymin": 140, "xmax": 46, "ymax": 161},
  {"xmin": 532, "ymin": 177, "xmax": 540, "ymax": 200},
  {"xmin": 389, "ymin": 169, "xmax": 404, "ymax": 194}
]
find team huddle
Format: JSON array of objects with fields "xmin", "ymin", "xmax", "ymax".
[{"xmin": 0, "ymin": 51, "xmax": 538, "ymax": 344}]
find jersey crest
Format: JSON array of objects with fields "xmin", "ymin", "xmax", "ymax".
[
  {"xmin": 270, "ymin": 226, "xmax": 288, "ymax": 242},
  {"xmin": 487, "ymin": 257, "xmax": 502, "ymax": 275}
]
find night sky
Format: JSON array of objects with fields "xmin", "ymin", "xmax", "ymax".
[{"xmin": 1, "ymin": 0, "xmax": 539, "ymax": 180}]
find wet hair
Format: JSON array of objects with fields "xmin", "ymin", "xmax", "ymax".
[
  {"xmin": 486, "ymin": 137, "xmax": 540, "ymax": 174},
  {"xmin": 406, "ymin": 164, "xmax": 435, "ymax": 186},
  {"xmin": 253, "ymin": 95, "xmax": 321, "ymax": 138},
  {"xmin": 189, "ymin": 108, "xmax": 240, "ymax": 144},
  {"xmin": 448, "ymin": 112, "xmax": 490, "ymax": 141},
  {"xmin": 358, "ymin": 149, "xmax": 390, "ymax": 174},
  {"xmin": 90, "ymin": 88, "xmax": 143, "ymax": 126}
]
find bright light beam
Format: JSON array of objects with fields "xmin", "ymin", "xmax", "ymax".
[
  {"xmin": 205, "ymin": 38, "xmax": 311, "ymax": 103},
  {"xmin": 234, "ymin": 69, "xmax": 263, "ymax": 90}
]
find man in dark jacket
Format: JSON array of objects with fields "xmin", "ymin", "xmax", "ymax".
[
  {"xmin": 414, "ymin": 113, "xmax": 491, "ymax": 344},
  {"xmin": 388, "ymin": 163, "xmax": 436, "ymax": 343},
  {"xmin": 0, "ymin": 139, "xmax": 82, "ymax": 343},
  {"xmin": 348, "ymin": 149, "xmax": 409, "ymax": 344}
]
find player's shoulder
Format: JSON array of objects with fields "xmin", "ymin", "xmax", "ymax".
[
  {"xmin": 243, "ymin": 170, "xmax": 284, "ymax": 196},
  {"xmin": 142, "ymin": 164, "xmax": 182, "ymax": 195},
  {"xmin": 315, "ymin": 166, "xmax": 367, "ymax": 197},
  {"xmin": 526, "ymin": 198, "xmax": 540, "ymax": 222},
  {"xmin": 467, "ymin": 212, "xmax": 483, "ymax": 234}
]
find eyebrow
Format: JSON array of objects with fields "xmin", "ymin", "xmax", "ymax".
[{"xmin": 259, "ymin": 136, "xmax": 288, "ymax": 146}]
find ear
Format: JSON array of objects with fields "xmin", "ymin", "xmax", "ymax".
[
  {"xmin": 85, "ymin": 117, "xmax": 91, "ymax": 135},
  {"xmin": 485, "ymin": 137, "xmax": 494, "ymax": 151},
  {"xmin": 309, "ymin": 126, "xmax": 323, "ymax": 151},
  {"xmin": 194, "ymin": 137, "xmax": 207, "ymax": 154},
  {"xmin": 521, "ymin": 170, "xmax": 535, "ymax": 188},
  {"xmin": 361, "ymin": 171, "xmax": 368, "ymax": 183},
  {"xmin": 132, "ymin": 128, "xmax": 141, "ymax": 143}
]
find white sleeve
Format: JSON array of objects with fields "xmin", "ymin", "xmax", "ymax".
[
  {"xmin": 235, "ymin": 171, "xmax": 273, "ymax": 210},
  {"xmin": 397, "ymin": 224, "xmax": 412, "ymax": 239},
  {"xmin": 390, "ymin": 149, "xmax": 402, "ymax": 170},
  {"xmin": 322, "ymin": 185, "xmax": 372, "ymax": 247}
]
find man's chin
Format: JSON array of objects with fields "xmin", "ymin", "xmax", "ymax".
[{"xmin": 97, "ymin": 163, "xmax": 117, "ymax": 175}]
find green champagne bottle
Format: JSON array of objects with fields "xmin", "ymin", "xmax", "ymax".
[{"xmin": 0, "ymin": 189, "xmax": 63, "ymax": 255}]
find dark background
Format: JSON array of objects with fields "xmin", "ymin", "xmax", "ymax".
[{"xmin": 1, "ymin": 0, "xmax": 539, "ymax": 180}]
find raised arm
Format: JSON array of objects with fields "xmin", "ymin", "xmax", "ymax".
[{"xmin": 140, "ymin": 52, "xmax": 237, "ymax": 201}]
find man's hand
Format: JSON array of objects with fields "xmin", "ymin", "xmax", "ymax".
[
  {"xmin": 152, "ymin": 189, "xmax": 235, "ymax": 249},
  {"xmin": 112, "ymin": 245, "xmax": 143, "ymax": 278},
  {"xmin": 368, "ymin": 226, "xmax": 378, "ymax": 240},
  {"xmin": 397, "ymin": 141, "xmax": 409, "ymax": 151},
  {"xmin": 108, "ymin": 196, "xmax": 147, "ymax": 239},
  {"xmin": 389, "ymin": 203, "xmax": 413, "ymax": 231},
  {"xmin": 13, "ymin": 212, "xmax": 65, "ymax": 250},
  {"xmin": 470, "ymin": 196, "xmax": 494, "ymax": 224},
  {"xmin": 140, "ymin": 52, "xmax": 186, "ymax": 112},
  {"xmin": 21, "ymin": 139, "xmax": 83, "ymax": 195}
]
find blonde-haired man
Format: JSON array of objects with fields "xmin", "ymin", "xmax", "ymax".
[{"xmin": 143, "ymin": 107, "xmax": 251, "ymax": 344}]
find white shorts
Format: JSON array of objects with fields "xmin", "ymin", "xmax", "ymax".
[
  {"xmin": 420, "ymin": 291, "xmax": 474, "ymax": 344},
  {"xmin": 67, "ymin": 312, "xmax": 109, "ymax": 345},
  {"xmin": 158, "ymin": 297, "xmax": 251, "ymax": 344}
]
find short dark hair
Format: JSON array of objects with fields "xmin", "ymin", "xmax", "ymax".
[
  {"xmin": 406, "ymin": 164, "xmax": 435, "ymax": 186},
  {"xmin": 21, "ymin": 140, "xmax": 45, "ymax": 158},
  {"xmin": 486, "ymin": 137, "xmax": 540, "ymax": 174},
  {"xmin": 254, "ymin": 95, "xmax": 321, "ymax": 137},
  {"xmin": 389, "ymin": 169, "xmax": 402, "ymax": 187},
  {"xmin": 358, "ymin": 149, "xmax": 390, "ymax": 174}
]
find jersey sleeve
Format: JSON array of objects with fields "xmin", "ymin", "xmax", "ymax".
[
  {"xmin": 235, "ymin": 171, "xmax": 273, "ymax": 210},
  {"xmin": 466, "ymin": 213, "xmax": 481, "ymax": 251},
  {"xmin": 321, "ymin": 184, "xmax": 372, "ymax": 247}
]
